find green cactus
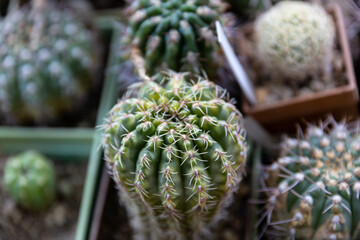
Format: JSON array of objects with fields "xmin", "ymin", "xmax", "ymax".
[
  {"xmin": 254, "ymin": 1, "xmax": 335, "ymax": 80},
  {"xmin": 128, "ymin": 0, "xmax": 227, "ymax": 76},
  {"xmin": 101, "ymin": 72, "xmax": 246, "ymax": 239},
  {"xmin": 0, "ymin": 0, "xmax": 98, "ymax": 124},
  {"xmin": 3, "ymin": 150, "xmax": 56, "ymax": 211},
  {"xmin": 262, "ymin": 118, "xmax": 360, "ymax": 239}
]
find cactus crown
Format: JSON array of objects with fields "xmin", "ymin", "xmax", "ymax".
[
  {"xmin": 102, "ymin": 72, "xmax": 246, "ymax": 239},
  {"xmin": 263, "ymin": 118, "xmax": 360, "ymax": 239},
  {"xmin": 128, "ymin": 0, "xmax": 226, "ymax": 76},
  {"xmin": 3, "ymin": 151, "xmax": 56, "ymax": 210},
  {"xmin": 0, "ymin": 1, "xmax": 97, "ymax": 123},
  {"xmin": 254, "ymin": 1, "xmax": 335, "ymax": 80}
]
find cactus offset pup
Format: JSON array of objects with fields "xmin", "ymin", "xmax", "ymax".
[
  {"xmin": 262, "ymin": 118, "xmax": 360, "ymax": 239},
  {"xmin": 3, "ymin": 151, "xmax": 56, "ymax": 211},
  {"xmin": 102, "ymin": 72, "xmax": 246, "ymax": 239}
]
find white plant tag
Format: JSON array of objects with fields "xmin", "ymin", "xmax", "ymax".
[{"xmin": 216, "ymin": 21, "xmax": 257, "ymax": 105}]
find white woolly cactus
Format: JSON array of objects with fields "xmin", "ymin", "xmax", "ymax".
[{"xmin": 254, "ymin": 1, "xmax": 335, "ymax": 80}]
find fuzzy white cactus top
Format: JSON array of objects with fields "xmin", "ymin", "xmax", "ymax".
[{"xmin": 254, "ymin": 1, "xmax": 335, "ymax": 80}]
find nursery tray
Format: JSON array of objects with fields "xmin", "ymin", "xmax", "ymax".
[
  {"xmin": 239, "ymin": 4, "xmax": 359, "ymax": 132},
  {"xmin": 0, "ymin": 149, "xmax": 89, "ymax": 239},
  {"xmin": 0, "ymin": 127, "xmax": 94, "ymax": 161},
  {"xmin": 75, "ymin": 23, "xmax": 123, "ymax": 240}
]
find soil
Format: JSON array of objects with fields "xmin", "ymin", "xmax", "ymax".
[
  {"xmin": 236, "ymin": 10, "xmax": 348, "ymax": 106},
  {"xmin": 96, "ymin": 164, "xmax": 255, "ymax": 240},
  {"xmin": 0, "ymin": 156, "xmax": 87, "ymax": 240}
]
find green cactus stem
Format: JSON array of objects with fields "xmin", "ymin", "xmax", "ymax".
[
  {"xmin": 101, "ymin": 72, "xmax": 246, "ymax": 239},
  {"xmin": 3, "ymin": 150, "xmax": 56, "ymax": 211},
  {"xmin": 127, "ymin": 0, "xmax": 227, "ymax": 76},
  {"xmin": 261, "ymin": 117, "xmax": 360, "ymax": 239},
  {"xmin": 0, "ymin": 0, "xmax": 98, "ymax": 124}
]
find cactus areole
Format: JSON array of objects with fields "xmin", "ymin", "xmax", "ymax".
[
  {"xmin": 0, "ymin": 0, "xmax": 97, "ymax": 123},
  {"xmin": 264, "ymin": 118, "xmax": 360, "ymax": 239},
  {"xmin": 128, "ymin": 0, "xmax": 226, "ymax": 76},
  {"xmin": 102, "ymin": 72, "xmax": 246, "ymax": 239},
  {"xmin": 3, "ymin": 151, "xmax": 56, "ymax": 211}
]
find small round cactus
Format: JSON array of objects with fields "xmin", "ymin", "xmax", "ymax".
[
  {"xmin": 0, "ymin": 0, "xmax": 98, "ymax": 124},
  {"xmin": 102, "ymin": 72, "xmax": 246, "ymax": 239},
  {"xmin": 262, "ymin": 118, "xmax": 360, "ymax": 239},
  {"xmin": 3, "ymin": 151, "xmax": 56, "ymax": 211},
  {"xmin": 128, "ymin": 0, "xmax": 226, "ymax": 76},
  {"xmin": 254, "ymin": 1, "xmax": 335, "ymax": 80}
]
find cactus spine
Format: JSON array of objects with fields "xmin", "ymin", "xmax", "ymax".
[
  {"xmin": 3, "ymin": 151, "xmax": 56, "ymax": 210},
  {"xmin": 102, "ymin": 72, "xmax": 246, "ymax": 239},
  {"xmin": 262, "ymin": 118, "xmax": 360, "ymax": 239},
  {"xmin": 254, "ymin": 1, "xmax": 335, "ymax": 80},
  {"xmin": 0, "ymin": 0, "xmax": 98, "ymax": 123},
  {"xmin": 128, "ymin": 0, "xmax": 227, "ymax": 76}
]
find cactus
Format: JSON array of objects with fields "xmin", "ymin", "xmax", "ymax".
[
  {"xmin": 262, "ymin": 117, "xmax": 360, "ymax": 239},
  {"xmin": 0, "ymin": 0, "xmax": 98, "ymax": 124},
  {"xmin": 101, "ymin": 72, "xmax": 246, "ymax": 239},
  {"xmin": 127, "ymin": 0, "xmax": 227, "ymax": 76},
  {"xmin": 254, "ymin": 1, "xmax": 335, "ymax": 80},
  {"xmin": 3, "ymin": 150, "xmax": 56, "ymax": 210}
]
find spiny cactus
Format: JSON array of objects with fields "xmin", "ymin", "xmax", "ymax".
[
  {"xmin": 254, "ymin": 1, "xmax": 335, "ymax": 80},
  {"xmin": 3, "ymin": 151, "xmax": 56, "ymax": 210},
  {"xmin": 101, "ymin": 72, "xmax": 246, "ymax": 239},
  {"xmin": 128, "ymin": 0, "xmax": 227, "ymax": 76},
  {"xmin": 262, "ymin": 117, "xmax": 360, "ymax": 239},
  {"xmin": 0, "ymin": 0, "xmax": 98, "ymax": 124}
]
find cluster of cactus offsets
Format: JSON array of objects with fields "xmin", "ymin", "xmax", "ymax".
[
  {"xmin": 262, "ymin": 118, "xmax": 360, "ymax": 239},
  {"xmin": 0, "ymin": 0, "xmax": 97, "ymax": 123},
  {"xmin": 3, "ymin": 151, "xmax": 56, "ymax": 211},
  {"xmin": 128, "ymin": 0, "xmax": 227, "ymax": 76},
  {"xmin": 254, "ymin": 1, "xmax": 335, "ymax": 80},
  {"xmin": 102, "ymin": 72, "xmax": 246, "ymax": 239}
]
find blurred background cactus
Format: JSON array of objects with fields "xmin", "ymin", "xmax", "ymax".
[
  {"xmin": 101, "ymin": 72, "xmax": 246, "ymax": 239},
  {"xmin": 225, "ymin": 0, "xmax": 270, "ymax": 20},
  {"xmin": 0, "ymin": 0, "xmax": 98, "ymax": 124},
  {"xmin": 254, "ymin": 1, "xmax": 335, "ymax": 81},
  {"xmin": 3, "ymin": 151, "xmax": 56, "ymax": 211},
  {"xmin": 127, "ymin": 0, "xmax": 228, "ymax": 77},
  {"xmin": 261, "ymin": 117, "xmax": 360, "ymax": 239}
]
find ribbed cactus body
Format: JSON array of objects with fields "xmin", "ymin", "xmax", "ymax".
[
  {"xmin": 128, "ymin": 0, "xmax": 225, "ymax": 75},
  {"xmin": 102, "ymin": 72, "xmax": 246, "ymax": 239},
  {"xmin": 3, "ymin": 151, "xmax": 56, "ymax": 211},
  {"xmin": 254, "ymin": 1, "xmax": 335, "ymax": 80},
  {"xmin": 264, "ymin": 119, "xmax": 360, "ymax": 239},
  {"xmin": 0, "ymin": 2, "xmax": 97, "ymax": 123}
]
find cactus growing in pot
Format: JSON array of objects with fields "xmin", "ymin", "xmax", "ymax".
[
  {"xmin": 254, "ymin": 1, "xmax": 335, "ymax": 81},
  {"xmin": 0, "ymin": 0, "xmax": 98, "ymax": 124},
  {"xmin": 261, "ymin": 117, "xmax": 360, "ymax": 239},
  {"xmin": 101, "ymin": 72, "xmax": 247, "ymax": 239},
  {"xmin": 3, "ymin": 150, "xmax": 56, "ymax": 211},
  {"xmin": 127, "ymin": 0, "xmax": 227, "ymax": 77}
]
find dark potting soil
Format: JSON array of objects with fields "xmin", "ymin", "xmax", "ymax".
[{"xmin": 0, "ymin": 156, "xmax": 87, "ymax": 240}]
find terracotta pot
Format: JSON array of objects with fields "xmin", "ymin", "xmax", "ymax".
[{"xmin": 238, "ymin": 4, "xmax": 359, "ymax": 133}]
